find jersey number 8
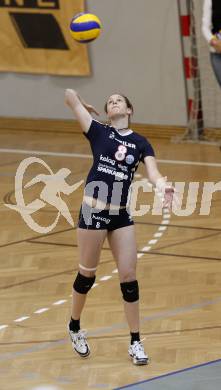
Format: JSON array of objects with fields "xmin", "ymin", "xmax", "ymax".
[{"xmin": 115, "ymin": 145, "xmax": 127, "ymax": 161}]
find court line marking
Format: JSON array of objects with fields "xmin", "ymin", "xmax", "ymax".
[
  {"xmin": 137, "ymin": 208, "xmax": 169, "ymax": 260},
  {"xmin": 0, "ymin": 325, "xmax": 8, "ymax": 330},
  {"xmin": 14, "ymin": 316, "xmax": 30, "ymax": 323},
  {"xmin": 99, "ymin": 276, "xmax": 112, "ymax": 281},
  {"xmin": 2, "ymin": 189, "xmax": 219, "ymax": 330},
  {"xmin": 148, "ymin": 239, "xmax": 158, "ymax": 245},
  {"xmin": 0, "ymin": 148, "xmax": 92, "ymax": 159},
  {"xmin": 113, "ymin": 358, "xmax": 221, "ymax": 389},
  {"xmin": 1, "ymin": 284, "xmax": 221, "ymax": 360},
  {"xmin": 0, "ymin": 147, "xmax": 221, "ymax": 167},
  {"xmin": 0, "ymin": 202, "xmax": 170, "ymax": 331},
  {"xmin": 53, "ymin": 300, "xmax": 67, "ymax": 306},
  {"xmin": 2, "ymin": 295, "xmax": 221, "ymax": 362},
  {"xmin": 34, "ymin": 308, "xmax": 49, "ymax": 314},
  {"xmin": 0, "ymin": 146, "xmax": 220, "ymax": 385},
  {"xmin": 154, "ymin": 233, "xmax": 163, "ymax": 238}
]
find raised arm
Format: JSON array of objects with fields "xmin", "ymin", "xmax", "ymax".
[
  {"xmin": 65, "ymin": 89, "xmax": 99, "ymax": 133},
  {"xmin": 144, "ymin": 156, "xmax": 175, "ymax": 209}
]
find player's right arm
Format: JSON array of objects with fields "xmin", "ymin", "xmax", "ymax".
[{"xmin": 65, "ymin": 89, "xmax": 99, "ymax": 133}]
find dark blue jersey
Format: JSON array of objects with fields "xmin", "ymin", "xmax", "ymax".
[{"xmin": 83, "ymin": 119, "xmax": 155, "ymax": 206}]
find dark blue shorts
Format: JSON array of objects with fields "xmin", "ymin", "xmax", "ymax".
[{"xmin": 78, "ymin": 204, "xmax": 134, "ymax": 231}]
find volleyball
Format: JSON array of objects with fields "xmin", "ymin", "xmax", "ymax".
[{"xmin": 70, "ymin": 13, "xmax": 102, "ymax": 43}]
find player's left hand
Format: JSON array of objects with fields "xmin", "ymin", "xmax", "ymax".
[
  {"xmin": 156, "ymin": 177, "xmax": 179, "ymax": 210},
  {"xmin": 163, "ymin": 187, "xmax": 176, "ymax": 209}
]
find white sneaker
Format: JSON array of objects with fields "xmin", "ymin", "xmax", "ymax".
[
  {"xmin": 68, "ymin": 327, "xmax": 90, "ymax": 357},
  {"xmin": 128, "ymin": 340, "xmax": 149, "ymax": 365}
]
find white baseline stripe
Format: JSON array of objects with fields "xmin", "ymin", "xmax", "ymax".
[
  {"xmin": 0, "ymin": 148, "xmax": 221, "ymax": 168},
  {"xmin": 148, "ymin": 239, "xmax": 158, "ymax": 245},
  {"xmin": 53, "ymin": 300, "xmax": 67, "ymax": 305},
  {"xmin": 157, "ymin": 159, "xmax": 221, "ymax": 168},
  {"xmin": 158, "ymin": 226, "xmax": 168, "ymax": 231},
  {"xmin": 34, "ymin": 308, "xmax": 49, "ymax": 314},
  {"xmin": 99, "ymin": 276, "xmax": 112, "ymax": 281},
  {"xmin": 0, "ymin": 148, "xmax": 92, "ymax": 159},
  {"xmin": 0, "ymin": 325, "xmax": 8, "ymax": 331},
  {"xmin": 14, "ymin": 316, "xmax": 30, "ymax": 322},
  {"xmin": 154, "ymin": 233, "xmax": 163, "ymax": 238},
  {"xmin": 142, "ymin": 246, "xmax": 151, "ymax": 251}
]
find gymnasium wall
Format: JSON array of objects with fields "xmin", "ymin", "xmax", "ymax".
[{"xmin": 0, "ymin": 0, "xmax": 187, "ymax": 126}]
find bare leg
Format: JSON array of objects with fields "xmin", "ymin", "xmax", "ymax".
[
  {"xmin": 108, "ymin": 225, "xmax": 139, "ymax": 332},
  {"xmin": 71, "ymin": 291, "xmax": 89, "ymax": 321},
  {"xmin": 71, "ymin": 228, "xmax": 107, "ymax": 320},
  {"xmin": 123, "ymin": 302, "xmax": 139, "ymax": 333}
]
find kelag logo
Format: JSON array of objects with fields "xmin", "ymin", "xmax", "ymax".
[{"xmin": 0, "ymin": 0, "xmax": 69, "ymax": 49}]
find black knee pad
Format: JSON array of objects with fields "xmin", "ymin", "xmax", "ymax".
[
  {"xmin": 73, "ymin": 272, "xmax": 96, "ymax": 294},
  {"xmin": 120, "ymin": 280, "xmax": 139, "ymax": 302}
]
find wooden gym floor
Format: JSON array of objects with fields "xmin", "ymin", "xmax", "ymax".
[{"xmin": 0, "ymin": 127, "xmax": 221, "ymax": 390}]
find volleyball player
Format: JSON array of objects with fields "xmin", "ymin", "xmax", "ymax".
[
  {"xmin": 65, "ymin": 89, "xmax": 175, "ymax": 365},
  {"xmin": 202, "ymin": 0, "xmax": 221, "ymax": 86}
]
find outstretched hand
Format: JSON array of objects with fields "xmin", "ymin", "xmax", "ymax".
[
  {"xmin": 65, "ymin": 89, "xmax": 100, "ymax": 116},
  {"xmin": 156, "ymin": 177, "xmax": 179, "ymax": 210},
  {"xmin": 163, "ymin": 187, "xmax": 178, "ymax": 209}
]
